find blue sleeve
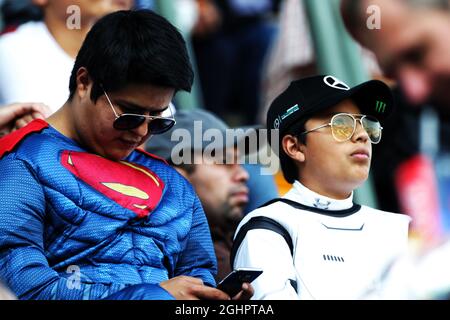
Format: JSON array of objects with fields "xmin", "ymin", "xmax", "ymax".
[
  {"xmin": 0, "ymin": 158, "xmax": 170, "ymax": 300},
  {"xmin": 104, "ymin": 284, "xmax": 174, "ymax": 300},
  {"xmin": 173, "ymin": 196, "xmax": 217, "ymax": 287}
]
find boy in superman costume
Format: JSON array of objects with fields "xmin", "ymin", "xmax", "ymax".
[{"xmin": 0, "ymin": 10, "xmax": 252, "ymax": 300}]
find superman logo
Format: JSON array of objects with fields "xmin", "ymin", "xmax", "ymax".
[{"xmin": 61, "ymin": 150, "xmax": 164, "ymax": 218}]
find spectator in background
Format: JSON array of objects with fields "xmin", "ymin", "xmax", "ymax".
[
  {"xmin": 191, "ymin": 0, "xmax": 280, "ymax": 126},
  {"xmin": 341, "ymin": 0, "xmax": 450, "ymax": 110},
  {"xmin": 0, "ymin": 0, "xmax": 132, "ymax": 112},
  {"xmin": 0, "ymin": 10, "xmax": 253, "ymax": 300},
  {"xmin": 0, "ymin": 102, "xmax": 50, "ymax": 137},
  {"xmin": 341, "ymin": 0, "xmax": 450, "ymax": 247},
  {"xmin": 0, "ymin": 0, "xmax": 42, "ymax": 34},
  {"xmin": 146, "ymin": 109, "xmax": 251, "ymax": 281}
]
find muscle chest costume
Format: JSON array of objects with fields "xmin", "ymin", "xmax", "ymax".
[
  {"xmin": 232, "ymin": 181, "xmax": 411, "ymax": 300},
  {"xmin": 0, "ymin": 120, "xmax": 216, "ymax": 299}
]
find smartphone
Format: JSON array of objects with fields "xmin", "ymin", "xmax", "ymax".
[{"xmin": 217, "ymin": 268, "xmax": 263, "ymax": 297}]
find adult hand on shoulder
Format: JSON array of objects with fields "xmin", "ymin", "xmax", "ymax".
[
  {"xmin": 0, "ymin": 102, "xmax": 51, "ymax": 135},
  {"xmin": 160, "ymin": 276, "xmax": 231, "ymax": 300}
]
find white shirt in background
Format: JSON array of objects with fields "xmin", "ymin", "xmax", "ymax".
[{"xmin": 0, "ymin": 21, "xmax": 74, "ymax": 113}]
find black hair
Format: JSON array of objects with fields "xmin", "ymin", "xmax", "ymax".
[{"xmin": 68, "ymin": 9, "xmax": 194, "ymax": 102}]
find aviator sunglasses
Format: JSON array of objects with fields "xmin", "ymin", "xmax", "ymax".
[
  {"xmin": 301, "ymin": 113, "xmax": 383, "ymax": 144},
  {"xmin": 102, "ymin": 87, "xmax": 176, "ymax": 134}
]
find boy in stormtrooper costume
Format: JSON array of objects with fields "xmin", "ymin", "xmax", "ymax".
[{"xmin": 231, "ymin": 75, "xmax": 411, "ymax": 299}]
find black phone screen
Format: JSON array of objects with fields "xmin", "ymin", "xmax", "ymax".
[{"xmin": 217, "ymin": 268, "xmax": 263, "ymax": 296}]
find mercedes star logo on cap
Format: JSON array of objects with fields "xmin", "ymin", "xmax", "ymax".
[{"xmin": 323, "ymin": 75, "xmax": 350, "ymax": 91}]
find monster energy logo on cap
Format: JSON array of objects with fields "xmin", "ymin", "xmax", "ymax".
[{"xmin": 375, "ymin": 100, "xmax": 386, "ymax": 113}]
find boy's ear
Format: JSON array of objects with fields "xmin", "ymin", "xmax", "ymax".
[{"xmin": 282, "ymin": 134, "xmax": 306, "ymax": 163}]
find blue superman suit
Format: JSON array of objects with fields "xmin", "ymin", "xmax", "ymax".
[{"xmin": 0, "ymin": 120, "xmax": 217, "ymax": 299}]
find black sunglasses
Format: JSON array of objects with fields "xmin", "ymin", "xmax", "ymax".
[{"xmin": 103, "ymin": 88, "xmax": 176, "ymax": 134}]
